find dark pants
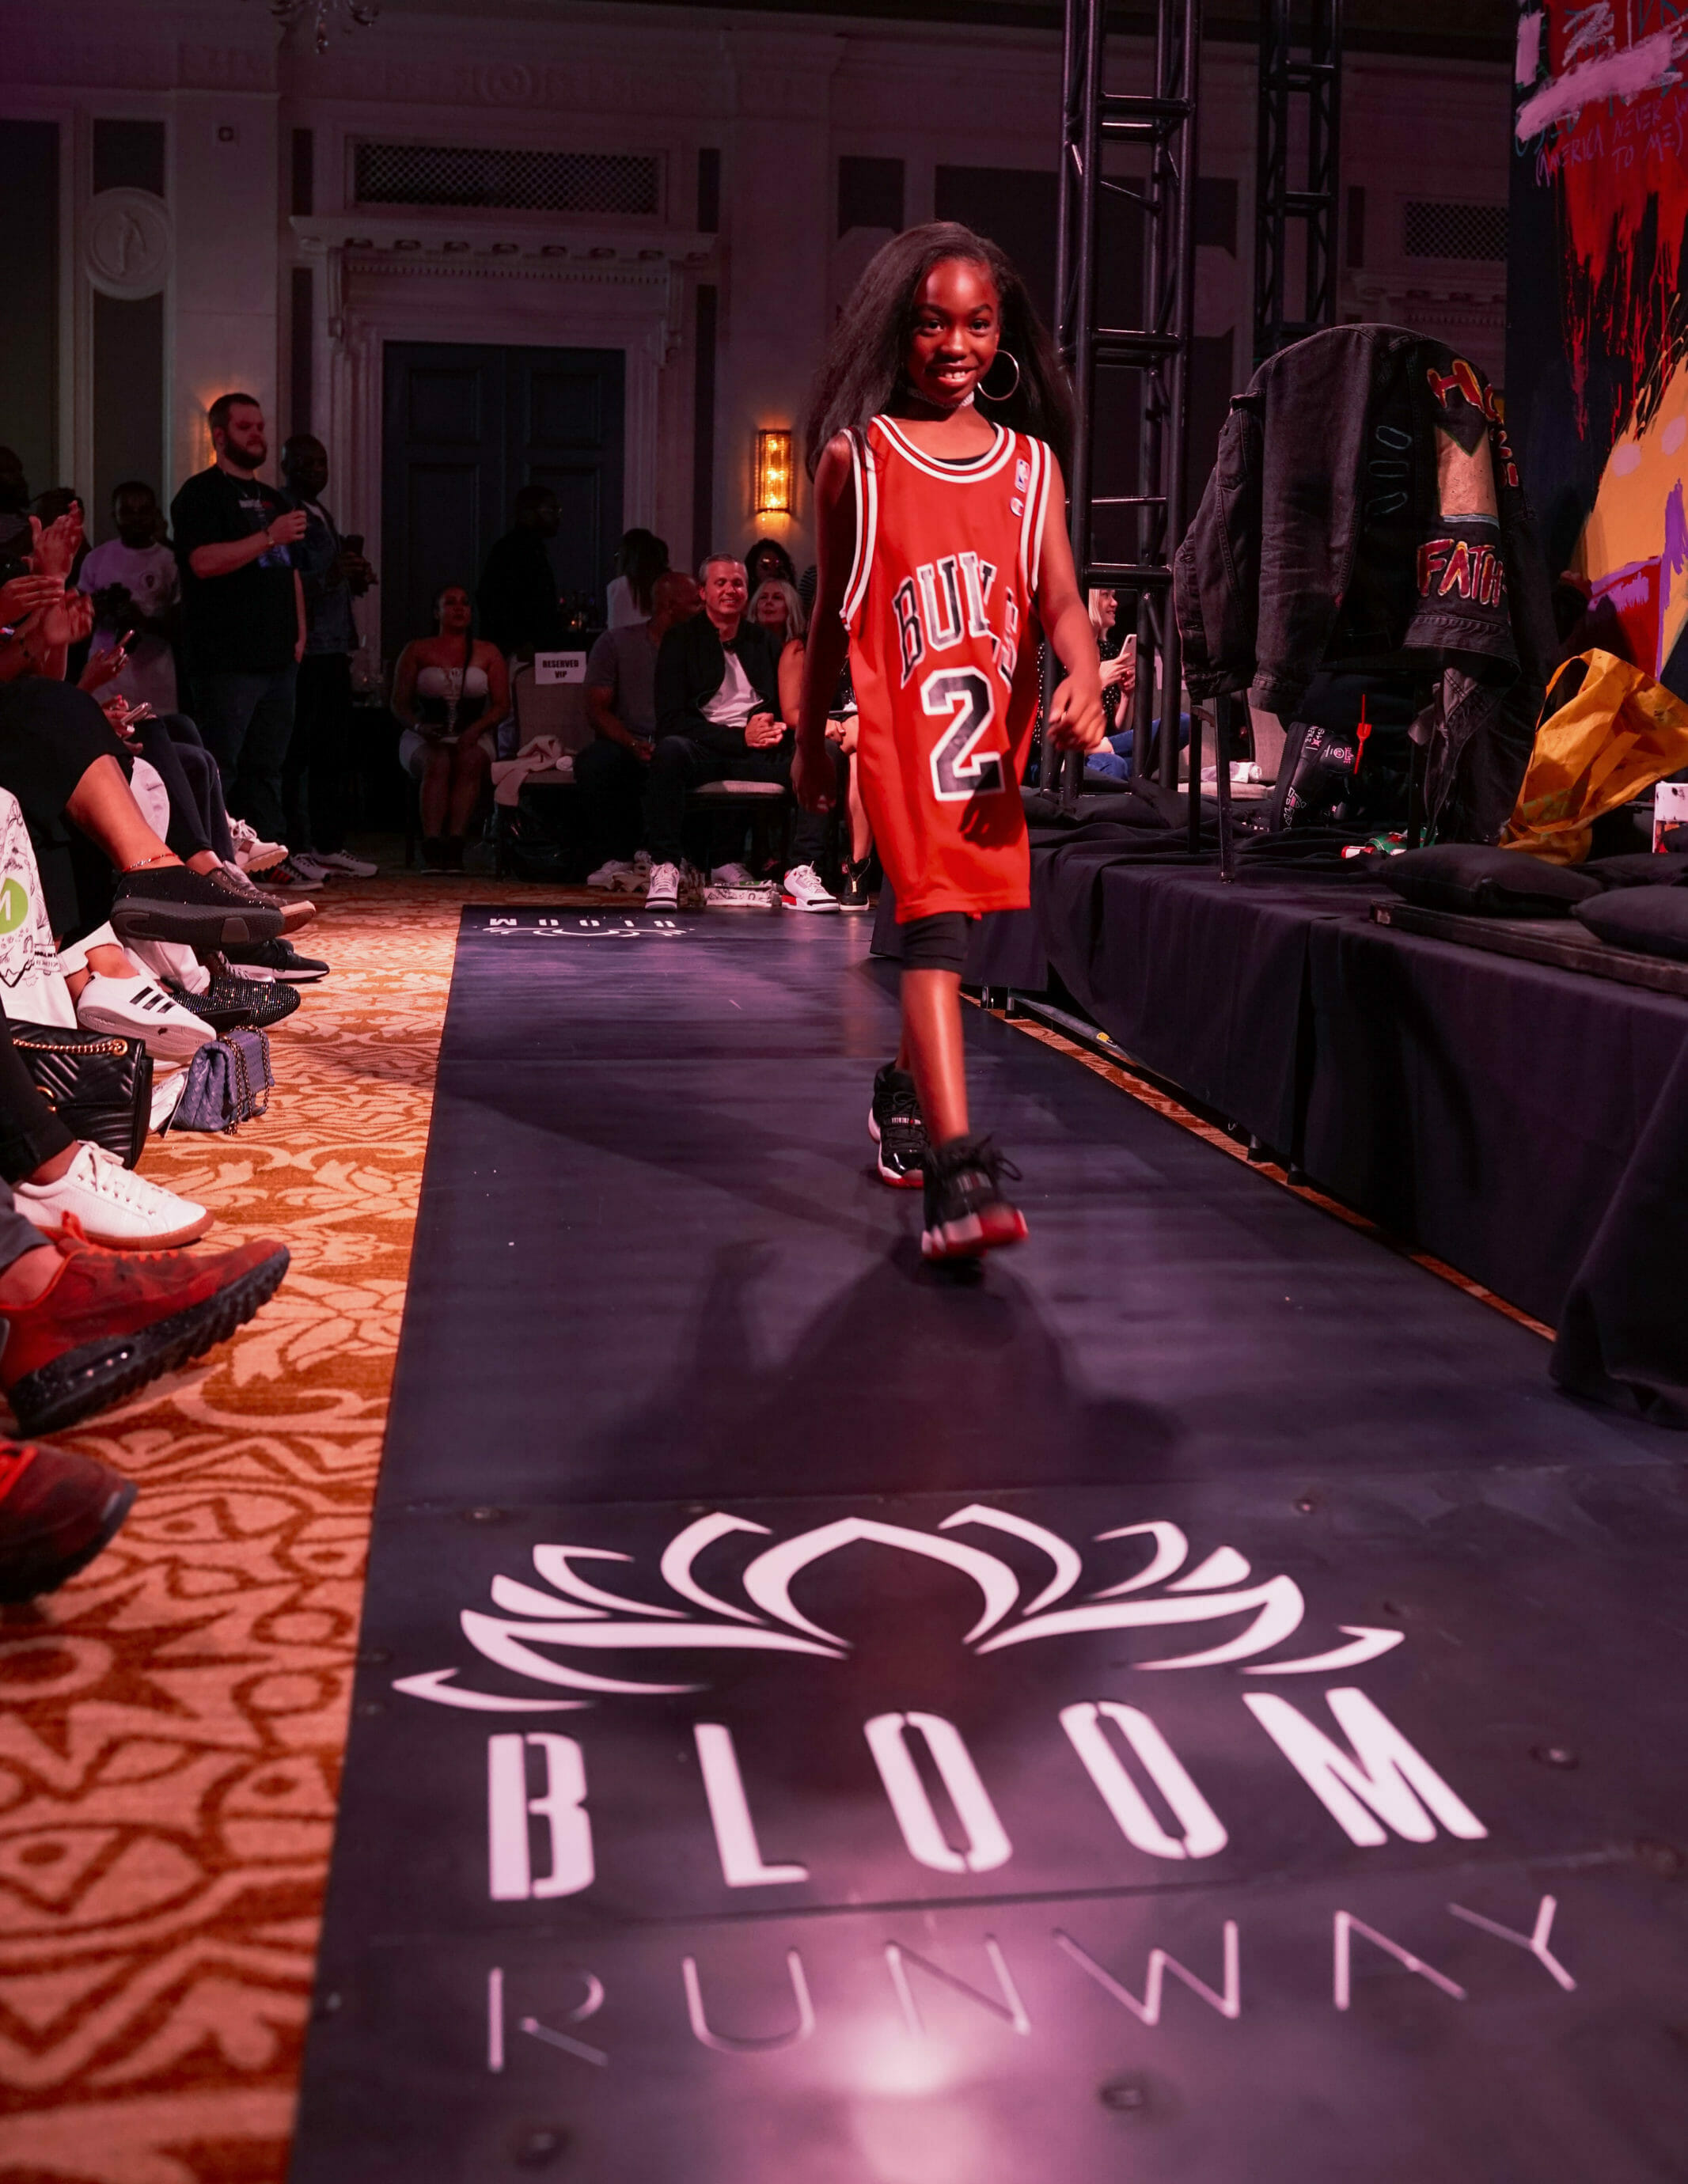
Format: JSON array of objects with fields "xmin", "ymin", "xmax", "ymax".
[
  {"xmin": 286, "ymin": 652, "xmax": 354, "ymax": 855},
  {"xmin": 0, "ymin": 677, "xmax": 129, "ymax": 938},
  {"xmin": 575, "ymin": 737, "xmax": 648, "ymax": 863},
  {"xmin": 644, "ymin": 734, "xmax": 844, "ymax": 870},
  {"xmin": 135, "ymin": 714, "xmax": 233, "ymax": 863},
  {"xmin": 192, "ymin": 666, "xmax": 296, "ymax": 844}
]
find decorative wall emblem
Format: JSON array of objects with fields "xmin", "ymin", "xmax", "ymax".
[
  {"xmin": 85, "ymin": 188, "xmax": 173, "ymax": 300},
  {"xmin": 395, "ymin": 1506, "xmax": 1405, "ymax": 1712}
]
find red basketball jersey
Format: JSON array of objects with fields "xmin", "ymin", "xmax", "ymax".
[{"xmin": 843, "ymin": 414, "xmax": 1053, "ymax": 921}]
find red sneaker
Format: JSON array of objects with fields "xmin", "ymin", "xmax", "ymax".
[
  {"xmin": 0, "ymin": 1441, "xmax": 135, "ymax": 1602},
  {"xmin": 0, "ymin": 1230, "xmax": 290, "ymax": 1435}
]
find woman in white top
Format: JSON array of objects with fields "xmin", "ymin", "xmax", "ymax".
[
  {"xmin": 390, "ymin": 584, "xmax": 510, "ymax": 870},
  {"xmin": 604, "ymin": 528, "xmax": 670, "ymax": 629}
]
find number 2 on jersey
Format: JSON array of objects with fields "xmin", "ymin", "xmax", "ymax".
[{"xmin": 923, "ymin": 668, "xmax": 1007, "ymax": 803}]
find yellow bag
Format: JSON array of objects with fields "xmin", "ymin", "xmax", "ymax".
[{"xmin": 1501, "ymin": 648, "xmax": 1688, "ymax": 865}]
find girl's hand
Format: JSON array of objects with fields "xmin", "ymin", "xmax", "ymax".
[{"xmin": 1046, "ymin": 675, "xmax": 1106, "ymax": 752}]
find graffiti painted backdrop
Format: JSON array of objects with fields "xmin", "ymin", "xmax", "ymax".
[{"xmin": 1508, "ymin": 0, "xmax": 1688, "ymax": 690}]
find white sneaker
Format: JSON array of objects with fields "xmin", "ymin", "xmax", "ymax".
[
  {"xmin": 229, "ymin": 819, "xmax": 289, "ymax": 874},
  {"xmin": 313, "ymin": 851, "xmax": 378, "ymax": 878},
  {"xmin": 77, "ymin": 973, "xmax": 215, "ymax": 1061},
  {"xmin": 704, "ymin": 882, "xmax": 780, "ymax": 908},
  {"xmin": 710, "ymin": 862, "xmax": 758, "ymax": 887},
  {"xmin": 13, "ymin": 1140, "xmax": 211, "ymax": 1249},
  {"xmin": 587, "ymin": 859, "xmax": 633, "ymax": 890},
  {"xmin": 645, "ymin": 860, "xmax": 682, "ymax": 911},
  {"xmin": 289, "ymin": 852, "xmax": 332, "ymax": 883},
  {"xmin": 781, "ymin": 863, "xmax": 840, "ymax": 913}
]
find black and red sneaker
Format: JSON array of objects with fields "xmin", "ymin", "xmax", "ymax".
[
  {"xmin": 920, "ymin": 1136, "xmax": 1029, "ymax": 1260},
  {"xmin": 868, "ymin": 1062, "xmax": 927, "ymax": 1189},
  {"xmin": 0, "ymin": 1228, "xmax": 290, "ymax": 1435},
  {"xmin": 0, "ymin": 1441, "xmax": 135, "ymax": 1602}
]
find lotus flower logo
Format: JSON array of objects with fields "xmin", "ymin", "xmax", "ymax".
[{"xmin": 395, "ymin": 1507, "xmax": 1405, "ymax": 1713}]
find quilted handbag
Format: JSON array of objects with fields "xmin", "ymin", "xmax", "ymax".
[
  {"xmin": 9, "ymin": 1021, "xmax": 153, "ymax": 1168},
  {"xmin": 169, "ymin": 1028, "xmax": 273, "ymax": 1134}
]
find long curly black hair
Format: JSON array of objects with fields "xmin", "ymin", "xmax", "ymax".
[{"xmin": 802, "ymin": 222, "xmax": 1074, "ymax": 478}]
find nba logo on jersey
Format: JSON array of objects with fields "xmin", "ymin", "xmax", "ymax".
[{"xmin": 1015, "ymin": 458, "xmax": 1030, "ymax": 491}]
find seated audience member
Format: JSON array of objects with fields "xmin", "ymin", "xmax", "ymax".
[
  {"xmin": 745, "ymin": 537, "xmax": 798, "ymax": 593},
  {"xmin": 280, "ymin": 433, "xmax": 378, "ymax": 881},
  {"xmin": 605, "ymin": 528, "xmax": 670, "ymax": 630},
  {"xmin": 0, "ymin": 538, "xmax": 285, "ymax": 1052},
  {"xmin": 476, "ymin": 487, "xmax": 564, "ymax": 658},
  {"xmin": 1081, "ymin": 591, "xmax": 1189, "ymax": 779},
  {"xmin": 391, "ymin": 585, "xmax": 508, "ymax": 870},
  {"xmin": 77, "ymin": 480, "xmax": 181, "ymax": 718},
  {"xmin": 775, "ymin": 575, "xmax": 873, "ymax": 908},
  {"xmin": 825, "ymin": 655, "xmax": 874, "ymax": 910},
  {"xmin": 645, "ymin": 554, "xmax": 845, "ymax": 914},
  {"xmin": 750, "ymin": 577, "xmax": 806, "ymax": 663},
  {"xmin": 579, "ymin": 568, "xmax": 700, "ymax": 883}
]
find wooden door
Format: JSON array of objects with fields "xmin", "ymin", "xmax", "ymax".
[{"xmin": 381, "ymin": 343, "xmax": 625, "ymax": 668}]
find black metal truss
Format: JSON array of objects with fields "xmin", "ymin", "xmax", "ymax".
[
  {"xmin": 1254, "ymin": 0, "xmax": 1343, "ymax": 366},
  {"xmin": 1049, "ymin": 0, "xmax": 1203, "ymax": 804}
]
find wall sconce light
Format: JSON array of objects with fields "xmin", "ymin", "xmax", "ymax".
[{"xmin": 754, "ymin": 428, "xmax": 794, "ymax": 517}]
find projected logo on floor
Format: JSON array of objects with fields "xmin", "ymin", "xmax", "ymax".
[
  {"xmin": 393, "ymin": 1507, "xmax": 1405, "ymax": 1712},
  {"xmin": 362, "ymin": 1501, "xmax": 1600, "ymax": 2074},
  {"xmin": 482, "ymin": 914, "xmax": 692, "ymax": 938}
]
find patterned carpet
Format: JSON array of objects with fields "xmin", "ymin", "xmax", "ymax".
[{"xmin": 0, "ymin": 870, "xmax": 545, "ymax": 2184}]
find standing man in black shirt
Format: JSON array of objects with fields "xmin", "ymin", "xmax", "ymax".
[
  {"xmin": 476, "ymin": 485, "xmax": 565, "ymax": 658},
  {"xmin": 170, "ymin": 392, "xmax": 306, "ymax": 844}
]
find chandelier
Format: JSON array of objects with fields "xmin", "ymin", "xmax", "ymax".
[{"xmin": 271, "ymin": 0, "xmax": 380, "ymax": 54}]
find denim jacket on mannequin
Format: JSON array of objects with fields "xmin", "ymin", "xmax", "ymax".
[{"xmin": 1174, "ymin": 324, "xmax": 1557, "ymax": 842}]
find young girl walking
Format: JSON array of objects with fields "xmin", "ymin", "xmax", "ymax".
[{"xmin": 795, "ymin": 222, "xmax": 1106, "ymax": 1260}]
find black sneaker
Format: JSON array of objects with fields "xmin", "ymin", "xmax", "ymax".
[
  {"xmin": 920, "ymin": 1136, "xmax": 1029, "ymax": 1260},
  {"xmin": 112, "ymin": 865, "xmax": 283, "ymax": 947},
  {"xmin": 222, "ymin": 938, "xmax": 330, "ymax": 984},
  {"xmin": 836, "ymin": 860, "xmax": 873, "ymax": 911},
  {"xmin": 169, "ymin": 974, "xmax": 301, "ymax": 1033},
  {"xmin": 868, "ymin": 1062, "xmax": 927, "ymax": 1189}
]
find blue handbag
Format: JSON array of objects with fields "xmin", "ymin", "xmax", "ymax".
[{"xmin": 169, "ymin": 1028, "xmax": 273, "ymax": 1133}]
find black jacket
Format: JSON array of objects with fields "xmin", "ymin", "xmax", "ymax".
[
  {"xmin": 1175, "ymin": 324, "xmax": 1557, "ymax": 842},
  {"xmin": 654, "ymin": 610, "xmax": 781, "ymax": 752}
]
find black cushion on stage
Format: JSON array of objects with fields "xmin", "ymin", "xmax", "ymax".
[
  {"xmin": 1584, "ymin": 850, "xmax": 1688, "ymax": 889},
  {"xmin": 1382, "ymin": 843, "xmax": 1600, "ymax": 916},
  {"xmin": 1575, "ymin": 888, "xmax": 1688, "ymax": 961}
]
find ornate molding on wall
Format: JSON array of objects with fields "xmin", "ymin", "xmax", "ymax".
[
  {"xmin": 292, "ymin": 54, "xmax": 730, "ymax": 116},
  {"xmin": 85, "ymin": 188, "xmax": 173, "ymax": 299}
]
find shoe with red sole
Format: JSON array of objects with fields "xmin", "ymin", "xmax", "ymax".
[
  {"xmin": 920, "ymin": 1136, "xmax": 1029, "ymax": 1261},
  {"xmin": 0, "ymin": 1441, "xmax": 135, "ymax": 1602},
  {"xmin": 0, "ymin": 1228, "xmax": 290, "ymax": 1435}
]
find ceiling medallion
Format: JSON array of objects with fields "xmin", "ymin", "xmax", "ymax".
[{"xmin": 271, "ymin": 0, "xmax": 380, "ymax": 55}]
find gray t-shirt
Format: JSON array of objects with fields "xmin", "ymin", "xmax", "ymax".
[{"xmin": 585, "ymin": 622, "xmax": 661, "ymax": 738}]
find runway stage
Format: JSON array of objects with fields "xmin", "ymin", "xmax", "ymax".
[{"xmin": 290, "ymin": 906, "xmax": 1688, "ymax": 2182}]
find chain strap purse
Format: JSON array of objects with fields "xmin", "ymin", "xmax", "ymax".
[
  {"xmin": 9, "ymin": 1022, "xmax": 154, "ymax": 1167},
  {"xmin": 169, "ymin": 1028, "xmax": 273, "ymax": 1133}
]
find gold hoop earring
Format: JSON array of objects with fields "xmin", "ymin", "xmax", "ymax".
[{"xmin": 977, "ymin": 350, "xmax": 1022, "ymax": 403}]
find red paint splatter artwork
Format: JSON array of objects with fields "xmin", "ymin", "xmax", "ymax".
[{"xmin": 1519, "ymin": 2, "xmax": 1688, "ymax": 437}]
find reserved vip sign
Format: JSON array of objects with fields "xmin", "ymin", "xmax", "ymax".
[{"xmin": 295, "ymin": 1483, "xmax": 1688, "ymax": 2177}]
